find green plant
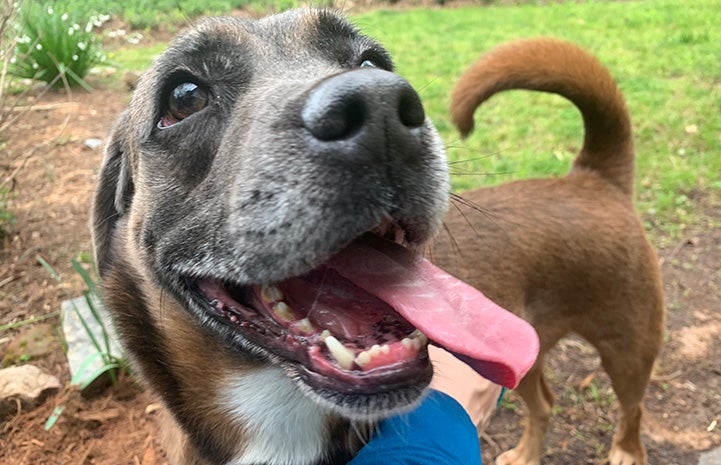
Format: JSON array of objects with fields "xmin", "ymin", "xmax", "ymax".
[
  {"xmin": 0, "ymin": 187, "xmax": 13, "ymax": 238},
  {"xmin": 36, "ymin": 255, "xmax": 128, "ymax": 430},
  {"xmin": 11, "ymin": 4, "xmax": 105, "ymax": 89}
]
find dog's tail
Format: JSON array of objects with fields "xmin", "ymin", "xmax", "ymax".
[{"xmin": 450, "ymin": 38, "xmax": 634, "ymax": 196}]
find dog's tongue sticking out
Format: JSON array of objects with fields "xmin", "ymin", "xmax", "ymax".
[{"xmin": 328, "ymin": 236, "xmax": 539, "ymax": 389}]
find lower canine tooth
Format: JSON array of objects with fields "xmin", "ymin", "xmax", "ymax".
[{"xmin": 324, "ymin": 336, "xmax": 355, "ymax": 370}]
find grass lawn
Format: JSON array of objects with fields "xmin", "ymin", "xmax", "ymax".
[{"xmin": 107, "ymin": 0, "xmax": 720, "ymax": 232}]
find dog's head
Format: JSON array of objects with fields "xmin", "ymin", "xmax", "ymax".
[{"xmin": 93, "ymin": 8, "xmax": 450, "ymax": 464}]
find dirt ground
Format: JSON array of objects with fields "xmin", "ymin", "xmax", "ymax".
[{"xmin": 1, "ymin": 32, "xmax": 720, "ymax": 465}]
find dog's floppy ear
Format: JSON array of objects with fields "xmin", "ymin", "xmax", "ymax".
[{"xmin": 92, "ymin": 111, "xmax": 135, "ymax": 276}]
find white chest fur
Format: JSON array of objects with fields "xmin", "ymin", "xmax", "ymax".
[{"xmin": 220, "ymin": 367, "xmax": 332, "ymax": 465}]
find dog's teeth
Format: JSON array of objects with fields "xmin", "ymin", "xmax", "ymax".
[
  {"xmin": 409, "ymin": 329, "xmax": 428, "ymax": 345},
  {"xmin": 324, "ymin": 336, "xmax": 355, "ymax": 370},
  {"xmin": 295, "ymin": 318, "xmax": 315, "ymax": 333},
  {"xmin": 320, "ymin": 330, "xmax": 332, "ymax": 341},
  {"xmin": 355, "ymin": 350, "xmax": 372, "ymax": 368},
  {"xmin": 355, "ymin": 344, "xmax": 392, "ymax": 369},
  {"xmin": 401, "ymin": 337, "xmax": 424, "ymax": 350},
  {"xmin": 261, "ymin": 284, "xmax": 283, "ymax": 302},
  {"xmin": 273, "ymin": 301, "xmax": 294, "ymax": 322}
]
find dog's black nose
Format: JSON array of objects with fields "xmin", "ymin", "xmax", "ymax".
[{"xmin": 301, "ymin": 69, "xmax": 425, "ymax": 141}]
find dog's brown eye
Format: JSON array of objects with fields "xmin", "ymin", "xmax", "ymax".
[{"xmin": 160, "ymin": 82, "xmax": 209, "ymax": 127}]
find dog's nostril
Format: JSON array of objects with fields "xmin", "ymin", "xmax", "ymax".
[
  {"xmin": 398, "ymin": 90, "xmax": 425, "ymax": 128},
  {"xmin": 304, "ymin": 96, "xmax": 367, "ymax": 141}
]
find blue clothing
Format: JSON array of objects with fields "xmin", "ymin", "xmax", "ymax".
[{"xmin": 347, "ymin": 390, "xmax": 482, "ymax": 465}]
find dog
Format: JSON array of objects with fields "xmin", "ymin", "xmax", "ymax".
[
  {"xmin": 428, "ymin": 38, "xmax": 665, "ymax": 465},
  {"xmin": 91, "ymin": 9, "xmax": 540, "ymax": 465}
]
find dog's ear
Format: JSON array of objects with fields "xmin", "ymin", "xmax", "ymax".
[{"xmin": 92, "ymin": 111, "xmax": 135, "ymax": 277}]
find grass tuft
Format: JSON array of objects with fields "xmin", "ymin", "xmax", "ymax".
[{"xmin": 10, "ymin": 3, "xmax": 106, "ymax": 88}]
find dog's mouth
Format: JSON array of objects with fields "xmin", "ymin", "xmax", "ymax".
[
  {"xmin": 191, "ymin": 227, "xmax": 433, "ymax": 395},
  {"xmin": 187, "ymin": 224, "xmax": 539, "ymax": 401}
]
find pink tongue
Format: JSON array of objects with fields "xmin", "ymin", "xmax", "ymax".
[{"xmin": 327, "ymin": 239, "xmax": 539, "ymax": 389}]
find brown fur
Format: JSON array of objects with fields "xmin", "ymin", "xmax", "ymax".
[{"xmin": 430, "ymin": 38, "xmax": 664, "ymax": 465}]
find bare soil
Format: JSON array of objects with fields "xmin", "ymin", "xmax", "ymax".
[{"xmin": 1, "ymin": 50, "xmax": 719, "ymax": 465}]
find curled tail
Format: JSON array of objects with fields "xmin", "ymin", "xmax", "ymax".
[{"xmin": 450, "ymin": 38, "xmax": 635, "ymax": 196}]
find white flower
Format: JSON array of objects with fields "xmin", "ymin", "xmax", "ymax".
[
  {"xmin": 32, "ymin": 62, "xmax": 39, "ymax": 69},
  {"xmin": 9, "ymin": 56, "xmax": 17, "ymax": 64},
  {"xmin": 61, "ymin": 13, "xmax": 68, "ymax": 21},
  {"xmin": 47, "ymin": 7, "xmax": 54, "ymax": 14},
  {"xmin": 72, "ymin": 55, "xmax": 79, "ymax": 61},
  {"xmin": 35, "ymin": 43, "xmax": 42, "ymax": 50},
  {"xmin": 68, "ymin": 27, "xmax": 74, "ymax": 35},
  {"xmin": 73, "ymin": 24, "xmax": 80, "ymax": 30},
  {"xmin": 77, "ymin": 42, "xmax": 87, "ymax": 51}
]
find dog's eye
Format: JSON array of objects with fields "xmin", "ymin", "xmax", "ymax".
[
  {"xmin": 159, "ymin": 82, "xmax": 209, "ymax": 127},
  {"xmin": 360, "ymin": 59, "xmax": 377, "ymax": 69}
]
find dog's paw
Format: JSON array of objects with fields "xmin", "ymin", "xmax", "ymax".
[
  {"xmin": 608, "ymin": 445, "xmax": 645, "ymax": 465},
  {"xmin": 495, "ymin": 447, "xmax": 541, "ymax": 465}
]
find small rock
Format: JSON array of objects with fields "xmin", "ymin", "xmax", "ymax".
[
  {"xmin": 84, "ymin": 138, "xmax": 104, "ymax": 150},
  {"xmin": 0, "ymin": 364, "xmax": 61, "ymax": 419},
  {"xmin": 698, "ymin": 447, "xmax": 721, "ymax": 465}
]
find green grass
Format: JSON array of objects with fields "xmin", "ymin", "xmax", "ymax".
[
  {"xmin": 110, "ymin": 0, "xmax": 719, "ymax": 232},
  {"xmin": 352, "ymin": 0, "xmax": 721, "ymax": 230},
  {"xmin": 43, "ymin": 0, "xmax": 322, "ymax": 29}
]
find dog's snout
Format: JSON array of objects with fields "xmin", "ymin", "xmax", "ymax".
[{"xmin": 301, "ymin": 69, "xmax": 425, "ymax": 141}]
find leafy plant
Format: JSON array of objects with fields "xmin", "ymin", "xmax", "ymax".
[
  {"xmin": 0, "ymin": 187, "xmax": 13, "ymax": 239},
  {"xmin": 11, "ymin": 4, "xmax": 106, "ymax": 89},
  {"xmin": 36, "ymin": 255, "xmax": 128, "ymax": 430}
]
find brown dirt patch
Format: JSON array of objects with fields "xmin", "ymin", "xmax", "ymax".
[{"xmin": 1, "ymin": 46, "xmax": 720, "ymax": 465}]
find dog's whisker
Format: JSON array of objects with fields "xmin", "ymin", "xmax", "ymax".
[
  {"xmin": 449, "ymin": 193, "xmax": 497, "ymax": 222},
  {"xmin": 415, "ymin": 80, "xmax": 440, "ymax": 97},
  {"xmin": 306, "ymin": 266, "xmax": 330, "ymax": 320}
]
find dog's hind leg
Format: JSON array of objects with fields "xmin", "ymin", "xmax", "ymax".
[
  {"xmin": 495, "ymin": 356, "xmax": 553, "ymax": 465},
  {"xmin": 597, "ymin": 343, "xmax": 658, "ymax": 465}
]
